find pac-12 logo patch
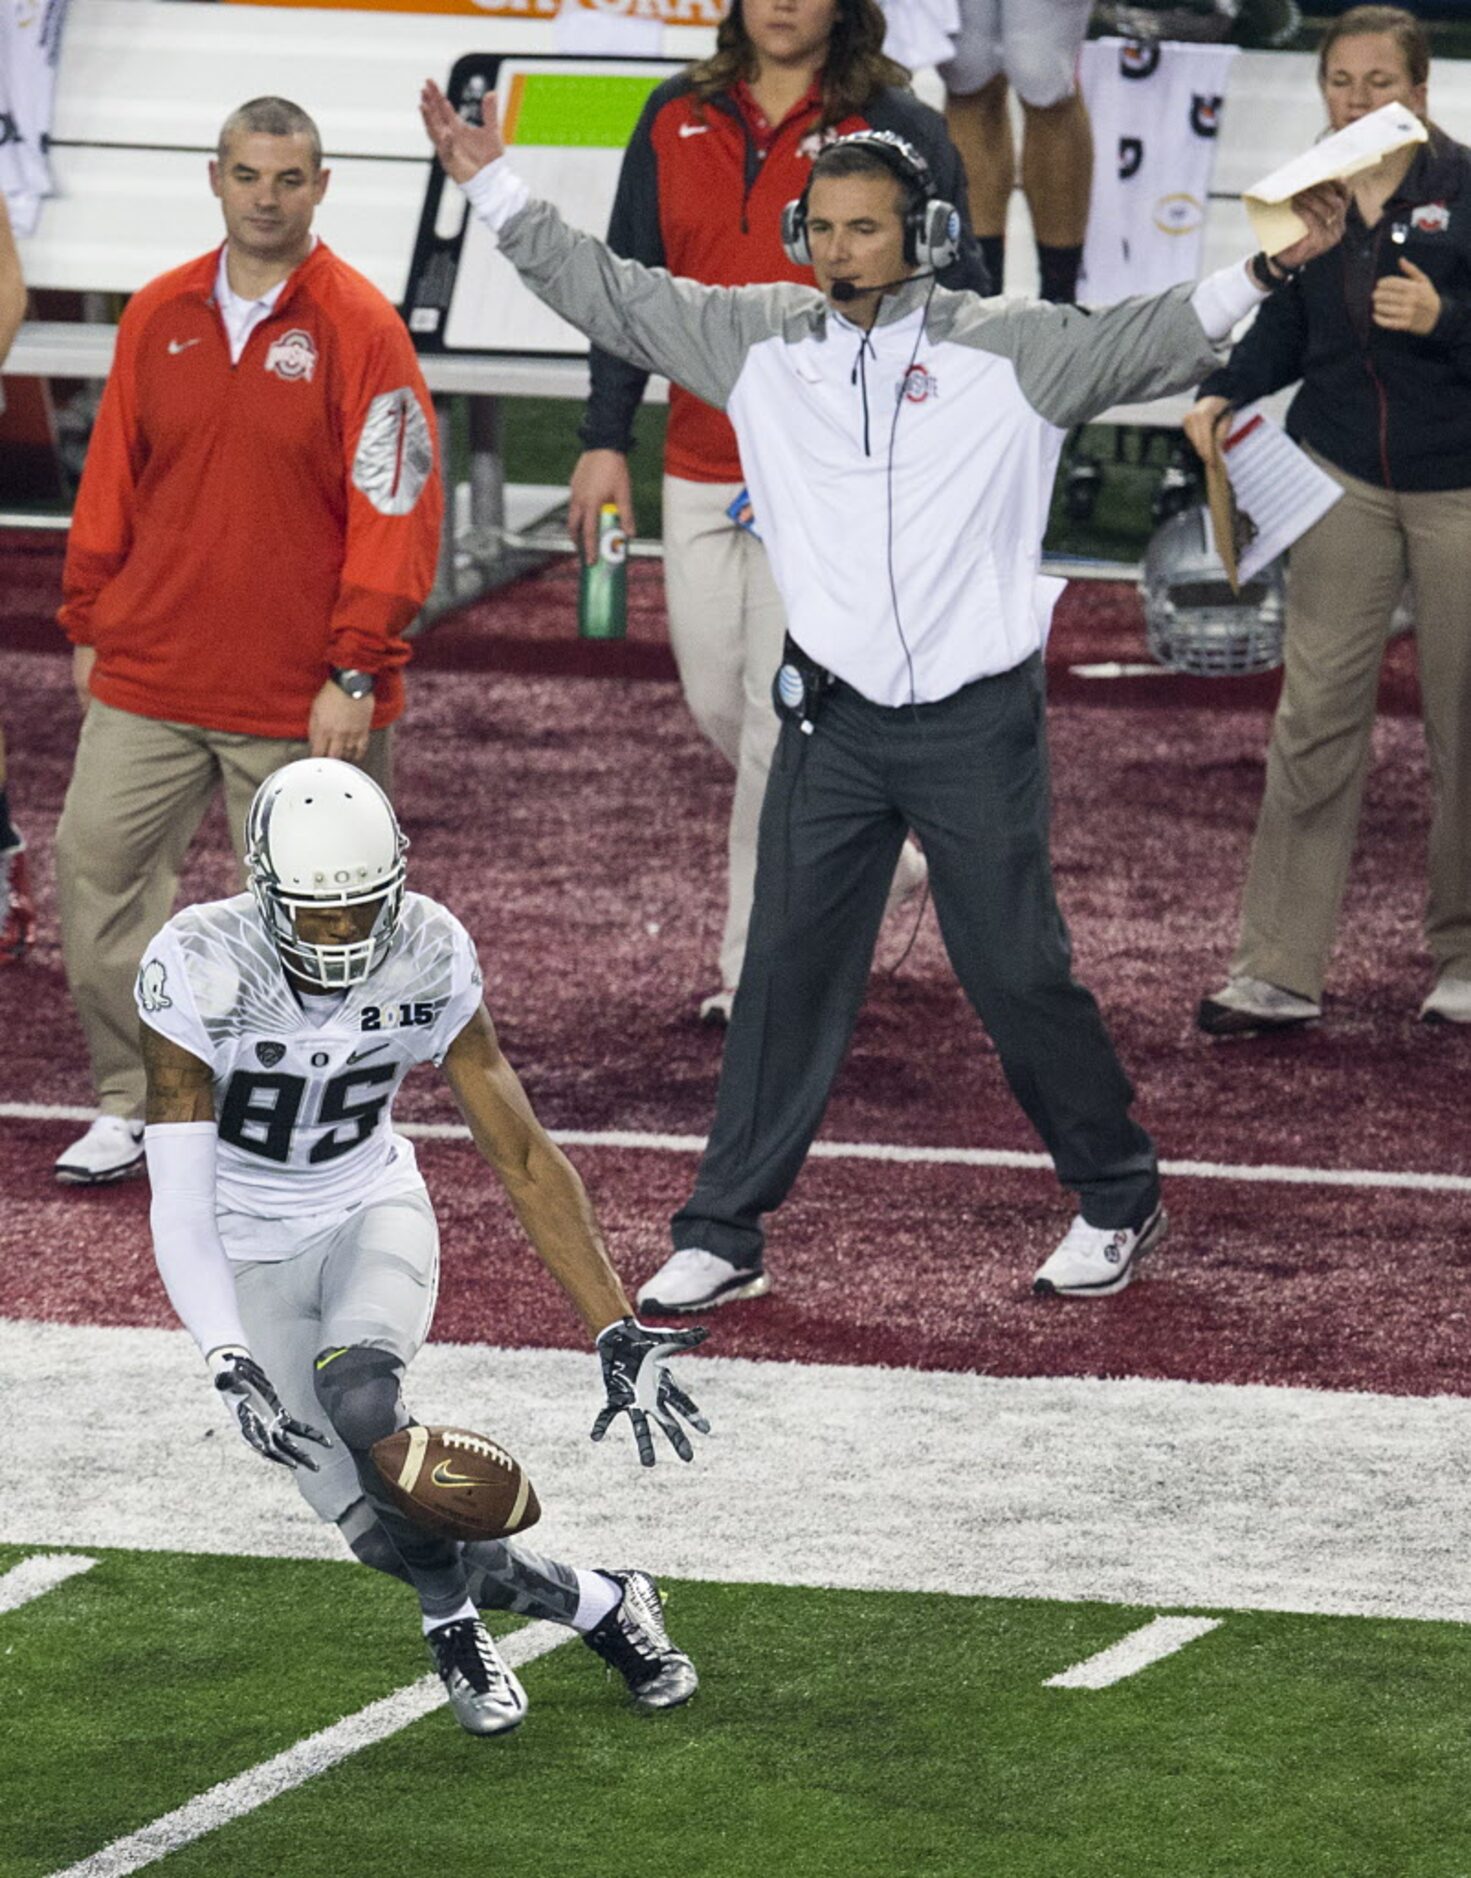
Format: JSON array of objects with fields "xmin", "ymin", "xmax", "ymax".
[
  {"xmin": 265, "ymin": 328, "xmax": 318, "ymax": 382},
  {"xmin": 255, "ymin": 1041, "xmax": 287, "ymax": 1067},
  {"xmin": 138, "ymin": 958, "xmax": 172, "ymax": 1013},
  {"xmin": 1412, "ymin": 203, "xmax": 1450, "ymax": 233}
]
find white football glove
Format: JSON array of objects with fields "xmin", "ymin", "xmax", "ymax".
[
  {"xmin": 591, "ymin": 1317, "xmax": 710, "ymax": 1467},
  {"xmin": 210, "ymin": 1347, "xmax": 332, "ymax": 1471}
]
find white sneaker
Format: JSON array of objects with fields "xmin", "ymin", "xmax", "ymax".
[
  {"xmin": 1196, "ymin": 975, "xmax": 1321, "ymax": 1037},
  {"xmin": 54, "ymin": 1116, "xmax": 146, "ymax": 1186},
  {"xmin": 884, "ymin": 840, "xmax": 928, "ymax": 920},
  {"xmin": 1032, "ymin": 1205, "xmax": 1167, "ymax": 1299},
  {"xmin": 1420, "ymin": 975, "xmax": 1471, "ymax": 1024},
  {"xmin": 636, "ymin": 1248, "xmax": 770, "ymax": 1314}
]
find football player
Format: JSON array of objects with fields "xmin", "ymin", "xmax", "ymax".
[{"xmin": 137, "ymin": 757, "xmax": 709, "ymax": 1737}]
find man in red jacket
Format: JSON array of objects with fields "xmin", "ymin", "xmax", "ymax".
[{"xmin": 53, "ymin": 95, "xmax": 442, "ymax": 1185}]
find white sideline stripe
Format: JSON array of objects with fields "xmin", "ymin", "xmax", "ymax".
[
  {"xmin": 5, "ymin": 1323, "xmax": 1471, "ymax": 1628},
  {"xmin": 1045, "ymin": 1616, "xmax": 1223, "ymax": 1690},
  {"xmin": 48, "ymin": 1621, "xmax": 569, "ymax": 1878},
  {"xmin": 4, "ymin": 1102, "xmax": 1470, "ymax": 1195},
  {"xmin": 0, "ymin": 1552, "xmax": 98, "ymax": 1612}
]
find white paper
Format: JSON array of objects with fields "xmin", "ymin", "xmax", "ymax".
[
  {"xmin": 1244, "ymin": 102, "xmax": 1427, "ymax": 253},
  {"xmin": 1221, "ymin": 406, "xmax": 1343, "ymax": 584}
]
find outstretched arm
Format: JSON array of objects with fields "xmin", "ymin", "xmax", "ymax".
[
  {"xmin": 420, "ymin": 80, "xmax": 793, "ymax": 414},
  {"xmin": 996, "ymin": 182, "xmax": 1349, "ymax": 430},
  {"xmin": 442, "ymin": 1003, "xmax": 710, "ymax": 1466},
  {"xmin": 441, "ymin": 1002, "xmax": 632, "ymax": 1335}
]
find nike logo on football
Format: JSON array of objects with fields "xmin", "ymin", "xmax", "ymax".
[
  {"xmin": 430, "ymin": 1462, "xmax": 480, "ymax": 1489},
  {"xmin": 346, "ymin": 1043, "xmax": 390, "ymax": 1064},
  {"xmin": 167, "ymin": 338, "xmax": 201, "ymax": 355},
  {"xmin": 678, "ymin": 123, "xmax": 708, "ymax": 137}
]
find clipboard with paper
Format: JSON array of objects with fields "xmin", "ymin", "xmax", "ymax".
[
  {"xmin": 1244, "ymin": 101, "xmax": 1427, "ymax": 254},
  {"xmin": 1205, "ymin": 408, "xmax": 1344, "ymax": 591}
]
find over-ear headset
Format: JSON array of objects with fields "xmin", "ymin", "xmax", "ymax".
[{"xmin": 780, "ymin": 130, "xmax": 961, "ymax": 275}]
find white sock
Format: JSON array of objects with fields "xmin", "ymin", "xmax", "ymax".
[
  {"xmin": 570, "ymin": 1570, "xmax": 622, "ymax": 1634},
  {"xmin": 422, "ymin": 1597, "xmax": 478, "ymax": 1636}
]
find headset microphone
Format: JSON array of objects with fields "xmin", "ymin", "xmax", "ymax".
[{"xmin": 830, "ymin": 269, "xmax": 935, "ymax": 303}]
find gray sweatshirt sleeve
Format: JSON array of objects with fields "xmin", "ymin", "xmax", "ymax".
[
  {"xmin": 954, "ymin": 285, "xmax": 1225, "ymax": 429},
  {"xmin": 491, "ymin": 192, "xmax": 808, "ymax": 413}
]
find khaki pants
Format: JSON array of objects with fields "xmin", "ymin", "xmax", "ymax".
[
  {"xmin": 56, "ymin": 699, "xmax": 393, "ymax": 1119},
  {"xmin": 1233, "ymin": 451, "xmax": 1471, "ymax": 1000},
  {"xmin": 661, "ymin": 475, "xmax": 790, "ymax": 990}
]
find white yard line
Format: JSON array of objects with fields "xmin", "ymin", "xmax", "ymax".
[
  {"xmin": 47, "ymin": 1621, "xmax": 571, "ymax": 1878},
  {"xmin": 0, "ymin": 1552, "xmax": 98, "ymax": 1612},
  {"xmin": 1045, "ymin": 1616, "xmax": 1223, "ymax": 1689},
  {"xmin": 4, "ymin": 1103, "xmax": 1469, "ymax": 1195}
]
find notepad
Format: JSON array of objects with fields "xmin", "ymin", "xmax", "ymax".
[
  {"xmin": 1244, "ymin": 102, "xmax": 1427, "ymax": 254},
  {"xmin": 1205, "ymin": 408, "xmax": 1344, "ymax": 590}
]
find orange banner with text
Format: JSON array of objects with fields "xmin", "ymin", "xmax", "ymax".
[{"xmin": 222, "ymin": 0, "xmax": 723, "ymax": 20}]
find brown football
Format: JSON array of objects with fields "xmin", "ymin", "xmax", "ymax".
[{"xmin": 370, "ymin": 1424, "xmax": 541, "ymax": 1543}]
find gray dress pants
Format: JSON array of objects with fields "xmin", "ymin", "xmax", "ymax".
[{"xmin": 671, "ymin": 653, "xmax": 1158, "ymax": 1268}]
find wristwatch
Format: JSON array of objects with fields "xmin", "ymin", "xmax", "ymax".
[
  {"xmin": 1249, "ymin": 250, "xmax": 1302, "ymax": 293},
  {"xmin": 329, "ymin": 667, "xmax": 376, "ymax": 700}
]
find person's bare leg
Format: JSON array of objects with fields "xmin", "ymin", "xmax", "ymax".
[
  {"xmin": 1020, "ymin": 92, "xmax": 1092, "ymax": 302},
  {"xmin": 945, "ymin": 73, "xmax": 1012, "ymax": 289},
  {"xmin": 945, "ymin": 72, "xmax": 1013, "ymax": 234}
]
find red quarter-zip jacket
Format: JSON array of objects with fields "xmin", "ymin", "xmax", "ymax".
[{"xmin": 60, "ymin": 241, "xmax": 441, "ymax": 737}]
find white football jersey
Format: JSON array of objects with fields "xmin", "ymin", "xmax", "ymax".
[{"xmin": 135, "ymin": 891, "xmax": 484, "ymax": 1258}]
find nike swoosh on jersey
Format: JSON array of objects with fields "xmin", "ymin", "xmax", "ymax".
[
  {"xmin": 168, "ymin": 338, "xmax": 201, "ymax": 354},
  {"xmin": 678, "ymin": 124, "xmax": 709, "ymax": 137},
  {"xmin": 346, "ymin": 1042, "xmax": 390, "ymax": 1064}
]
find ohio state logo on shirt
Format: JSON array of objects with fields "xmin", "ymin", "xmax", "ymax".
[
  {"xmin": 265, "ymin": 328, "xmax": 318, "ymax": 383},
  {"xmin": 900, "ymin": 365, "xmax": 938, "ymax": 404},
  {"xmin": 1411, "ymin": 203, "xmax": 1451, "ymax": 234}
]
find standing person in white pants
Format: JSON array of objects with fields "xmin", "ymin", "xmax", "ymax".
[{"xmin": 567, "ymin": 0, "xmax": 989, "ymax": 1024}]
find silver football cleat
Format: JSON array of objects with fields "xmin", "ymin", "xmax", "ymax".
[
  {"xmin": 584, "ymin": 1570, "xmax": 698, "ymax": 1711},
  {"xmin": 426, "ymin": 1616, "xmax": 528, "ymax": 1736}
]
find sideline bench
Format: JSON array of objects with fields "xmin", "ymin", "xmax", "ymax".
[{"xmin": 9, "ymin": 3, "xmax": 1471, "ymax": 583}]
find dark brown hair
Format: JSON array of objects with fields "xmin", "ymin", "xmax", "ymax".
[
  {"xmin": 688, "ymin": 0, "xmax": 910, "ymax": 128},
  {"xmin": 1317, "ymin": 7, "xmax": 1430, "ymax": 90}
]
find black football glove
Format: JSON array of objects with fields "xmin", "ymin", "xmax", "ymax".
[
  {"xmin": 591, "ymin": 1317, "xmax": 710, "ymax": 1467},
  {"xmin": 210, "ymin": 1347, "xmax": 332, "ymax": 1472}
]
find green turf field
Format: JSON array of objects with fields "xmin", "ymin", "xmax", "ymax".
[{"xmin": 4, "ymin": 1543, "xmax": 1467, "ymax": 1878}]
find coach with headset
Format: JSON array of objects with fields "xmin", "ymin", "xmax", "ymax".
[{"xmin": 422, "ymin": 81, "xmax": 1347, "ymax": 1307}]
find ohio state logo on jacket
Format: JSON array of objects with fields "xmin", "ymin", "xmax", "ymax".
[{"xmin": 265, "ymin": 328, "xmax": 318, "ymax": 382}]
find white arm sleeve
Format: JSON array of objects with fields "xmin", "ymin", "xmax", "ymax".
[
  {"xmin": 461, "ymin": 156, "xmax": 531, "ymax": 233},
  {"xmin": 145, "ymin": 1122, "xmax": 249, "ymax": 1364},
  {"xmin": 1191, "ymin": 259, "xmax": 1270, "ymax": 343}
]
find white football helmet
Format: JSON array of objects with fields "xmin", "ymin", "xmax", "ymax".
[
  {"xmin": 1141, "ymin": 505, "xmax": 1285, "ymax": 678},
  {"xmin": 244, "ymin": 759, "xmax": 407, "ymax": 989}
]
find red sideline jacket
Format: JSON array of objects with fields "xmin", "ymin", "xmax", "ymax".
[
  {"xmin": 577, "ymin": 76, "xmax": 989, "ymax": 482},
  {"xmin": 60, "ymin": 242, "xmax": 442, "ymax": 738}
]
